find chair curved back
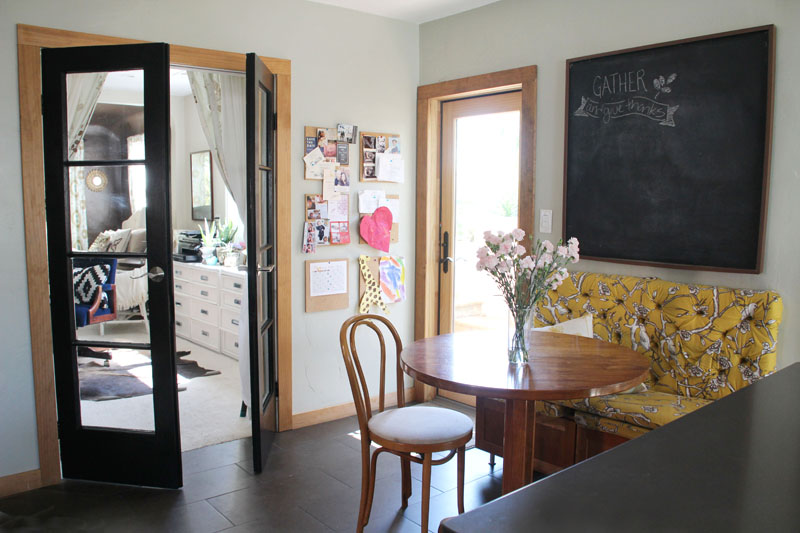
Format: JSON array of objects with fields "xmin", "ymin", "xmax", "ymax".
[{"xmin": 339, "ymin": 314, "xmax": 404, "ymax": 441}]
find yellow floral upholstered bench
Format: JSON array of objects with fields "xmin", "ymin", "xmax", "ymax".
[
  {"xmin": 534, "ymin": 271, "xmax": 783, "ymax": 460},
  {"xmin": 474, "ymin": 271, "xmax": 783, "ymax": 471}
]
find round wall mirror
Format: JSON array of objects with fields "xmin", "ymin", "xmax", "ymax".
[{"xmin": 85, "ymin": 169, "xmax": 108, "ymax": 192}]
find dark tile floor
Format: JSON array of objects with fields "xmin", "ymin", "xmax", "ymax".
[{"xmin": 0, "ymin": 414, "xmax": 518, "ymax": 532}]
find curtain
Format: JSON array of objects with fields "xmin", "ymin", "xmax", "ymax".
[
  {"xmin": 127, "ymin": 134, "xmax": 146, "ymax": 213},
  {"xmin": 188, "ymin": 70, "xmax": 250, "ymax": 405},
  {"xmin": 187, "ymin": 70, "xmax": 247, "ymax": 223},
  {"xmin": 66, "ymin": 72, "xmax": 107, "ymax": 250}
]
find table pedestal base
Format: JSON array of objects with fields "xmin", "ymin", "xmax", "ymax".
[{"xmin": 502, "ymin": 399, "xmax": 537, "ymax": 494}]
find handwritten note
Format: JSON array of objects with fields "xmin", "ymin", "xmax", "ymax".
[
  {"xmin": 327, "ymin": 193, "xmax": 349, "ymax": 222},
  {"xmin": 375, "ymin": 153, "xmax": 404, "ymax": 183},
  {"xmin": 309, "ymin": 260, "xmax": 347, "ymax": 297},
  {"xmin": 358, "ymin": 190, "xmax": 386, "ymax": 214}
]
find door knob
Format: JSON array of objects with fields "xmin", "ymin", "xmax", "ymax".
[{"xmin": 148, "ymin": 266, "xmax": 165, "ymax": 282}]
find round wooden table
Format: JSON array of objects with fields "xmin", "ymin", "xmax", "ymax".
[{"xmin": 400, "ymin": 329, "xmax": 650, "ymax": 494}]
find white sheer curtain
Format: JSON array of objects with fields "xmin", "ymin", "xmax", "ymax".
[
  {"xmin": 187, "ymin": 71, "xmax": 247, "ymax": 223},
  {"xmin": 127, "ymin": 134, "xmax": 147, "ymax": 213},
  {"xmin": 188, "ymin": 70, "xmax": 251, "ymax": 406},
  {"xmin": 66, "ymin": 72, "xmax": 107, "ymax": 250}
]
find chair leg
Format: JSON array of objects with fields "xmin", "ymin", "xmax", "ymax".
[
  {"xmin": 100, "ymin": 323, "xmax": 104, "ymax": 336},
  {"xmin": 420, "ymin": 453, "xmax": 432, "ymax": 533},
  {"xmin": 363, "ymin": 446, "xmax": 383, "ymax": 526},
  {"xmin": 141, "ymin": 302, "xmax": 150, "ymax": 334},
  {"xmin": 457, "ymin": 446, "xmax": 466, "ymax": 514},
  {"xmin": 401, "ymin": 455, "xmax": 412, "ymax": 508},
  {"xmin": 357, "ymin": 448, "xmax": 371, "ymax": 533},
  {"xmin": 489, "ymin": 453, "xmax": 496, "ymax": 467}
]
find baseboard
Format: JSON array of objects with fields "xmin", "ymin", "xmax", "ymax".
[
  {"xmin": 292, "ymin": 387, "xmax": 415, "ymax": 429},
  {"xmin": 0, "ymin": 469, "xmax": 42, "ymax": 499}
]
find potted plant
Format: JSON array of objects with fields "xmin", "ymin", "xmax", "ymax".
[
  {"xmin": 476, "ymin": 229, "xmax": 579, "ymax": 363},
  {"xmin": 215, "ymin": 220, "xmax": 238, "ymax": 265},
  {"xmin": 198, "ymin": 218, "xmax": 218, "ymax": 264}
]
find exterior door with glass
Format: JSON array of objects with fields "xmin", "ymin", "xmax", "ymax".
[{"xmin": 438, "ymin": 91, "xmax": 523, "ymax": 404}]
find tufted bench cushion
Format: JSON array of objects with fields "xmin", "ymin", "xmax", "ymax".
[
  {"xmin": 572, "ymin": 411, "xmax": 650, "ymax": 440},
  {"xmin": 557, "ymin": 390, "xmax": 711, "ymax": 431},
  {"xmin": 535, "ymin": 272, "xmax": 783, "ymax": 401}
]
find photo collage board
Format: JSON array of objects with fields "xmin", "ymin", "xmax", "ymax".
[{"xmin": 359, "ymin": 131, "xmax": 403, "ymax": 183}]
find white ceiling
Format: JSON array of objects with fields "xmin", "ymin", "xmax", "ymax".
[{"xmin": 307, "ymin": 0, "xmax": 501, "ymax": 23}]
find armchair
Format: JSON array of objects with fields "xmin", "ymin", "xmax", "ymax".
[{"xmin": 74, "ymin": 257, "xmax": 118, "ymax": 336}]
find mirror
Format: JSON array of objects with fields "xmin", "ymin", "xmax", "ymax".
[{"xmin": 190, "ymin": 150, "xmax": 213, "ymax": 221}]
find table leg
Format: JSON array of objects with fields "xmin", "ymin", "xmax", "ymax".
[{"xmin": 502, "ymin": 398, "xmax": 537, "ymax": 494}]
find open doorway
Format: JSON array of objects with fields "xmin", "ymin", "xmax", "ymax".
[{"xmin": 72, "ymin": 67, "xmax": 252, "ymax": 452}]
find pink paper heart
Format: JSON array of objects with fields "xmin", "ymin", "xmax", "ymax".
[{"xmin": 360, "ymin": 206, "xmax": 393, "ymax": 252}]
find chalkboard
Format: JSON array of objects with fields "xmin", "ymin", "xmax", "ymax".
[{"xmin": 564, "ymin": 26, "xmax": 774, "ymax": 273}]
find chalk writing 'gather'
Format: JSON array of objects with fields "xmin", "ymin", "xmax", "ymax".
[{"xmin": 592, "ymin": 69, "xmax": 648, "ymax": 97}]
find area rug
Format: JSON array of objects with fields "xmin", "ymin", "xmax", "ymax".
[{"xmin": 79, "ymin": 350, "xmax": 220, "ymax": 401}]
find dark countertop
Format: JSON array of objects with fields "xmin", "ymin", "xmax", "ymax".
[{"xmin": 441, "ymin": 363, "xmax": 800, "ymax": 533}]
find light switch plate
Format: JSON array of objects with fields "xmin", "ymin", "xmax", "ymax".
[{"xmin": 539, "ymin": 209, "xmax": 553, "ymax": 234}]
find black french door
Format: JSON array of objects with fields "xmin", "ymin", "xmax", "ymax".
[
  {"xmin": 42, "ymin": 43, "xmax": 181, "ymax": 488},
  {"xmin": 246, "ymin": 53, "xmax": 278, "ymax": 472}
]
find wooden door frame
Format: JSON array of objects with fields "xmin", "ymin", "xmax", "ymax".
[
  {"xmin": 414, "ymin": 66, "xmax": 537, "ymax": 402},
  {"xmin": 10, "ymin": 23, "xmax": 293, "ymax": 496}
]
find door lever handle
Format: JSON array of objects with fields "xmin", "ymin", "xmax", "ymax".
[
  {"xmin": 440, "ymin": 231, "xmax": 453, "ymax": 273},
  {"xmin": 258, "ymin": 264, "xmax": 275, "ymax": 273},
  {"xmin": 148, "ymin": 266, "xmax": 165, "ymax": 282}
]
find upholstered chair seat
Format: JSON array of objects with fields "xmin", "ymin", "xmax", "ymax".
[{"xmin": 368, "ymin": 406, "xmax": 473, "ymax": 447}]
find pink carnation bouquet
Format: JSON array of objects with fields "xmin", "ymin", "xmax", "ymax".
[{"xmin": 476, "ymin": 229, "xmax": 579, "ymax": 363}]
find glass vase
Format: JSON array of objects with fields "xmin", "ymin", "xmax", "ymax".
[{"xmin": 508, "ymin": 307, "xmax": 534, "ymax": 364}]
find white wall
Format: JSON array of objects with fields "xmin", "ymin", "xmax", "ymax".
[
  {"xmin": 420, "ymin": 0, "xmax": 800, "ymax": 368},
  {"xmin": 0, "ymin": 0, "xmax": 418, "ymax": 478}
]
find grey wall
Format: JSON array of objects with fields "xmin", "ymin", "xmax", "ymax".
[
  {"xmin": 0, "ymin": 0, "xmax": 417, "ymax": 478},
  {"xmin": 420, "ymin": 0, "xmax": 800, "ymax": 367}
]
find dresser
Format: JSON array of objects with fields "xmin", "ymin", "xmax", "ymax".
[{"xmin": 173, "ymin": 262, "xmax": 245, "ymax": 360}]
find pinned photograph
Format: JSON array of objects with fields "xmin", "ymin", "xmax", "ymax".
[
  {"xmin": 363, "ymin": 164, "xmax": 376, "ymax": 180},
  {"xmin": 376, "ymin": 136, "xmax": 387, "ymax": 153},
  {"xmin": 335, "ymin": 167, "xmax": 351, "ymax": 190},
  {"xmin": 387, "ymin": 136, "xmax": 401, "ymax": 154},
  {"xmin": 302, "ymin": 222, "xmax": 316, "ymax": 253},
  {"xmin": 362, "ymin": 135, "xmax": 376, "ymax": 150},
  {"xmin": 364, "ymin": 150, "xmax": 376, "ymax": 164},
  {"xmin": 314, "ymin": 219, "xmax": 331, "ymax": 246},
  {"xmin": 323, "ymin": 142, "xmax": 337, "ymax": 158},
  {"xmin": 336, "ymin": 142, "xmax": 349, "ymax": 165},
  {"xmin": 337, "ymin": 123, "xmax": 358, "ymax": 144},
  {"xmin": 316, "ymin": 127, "xmax": 336, "ymax": 148},
  {"xmin": 330, "ymin": 221, "xmax": 351, "ymax": 244},
  {"xmin": 306, "ymin": 194, "xmax": 328, "ymax": 220}
]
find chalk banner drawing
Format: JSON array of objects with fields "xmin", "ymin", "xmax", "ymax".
[{"xmin": 574, "ymin": 70, "xmax": 679, "ymax": 127}]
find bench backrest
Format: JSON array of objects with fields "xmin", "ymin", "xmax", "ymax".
[{"xmin": 534, "ymin": 272, "xmax": 782, "ymax": 400}]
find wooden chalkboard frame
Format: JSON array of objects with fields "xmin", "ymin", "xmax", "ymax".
[{"xmin": 563, "ymin": 25, "xmax": 775, "ymax": 273}]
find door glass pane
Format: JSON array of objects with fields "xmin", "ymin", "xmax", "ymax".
[
  {"xmin": 452, "ymin": 111, "xmax": 520, "ymax": 333},
  {"xmin": 67, "ymin": 70, "xmax": 145, "ymax": 161},
  {"xmin": 260, "ymin": 170, "xmax": 270, "ymax": 247},
  {"xmin": 260, "ymin": 328, "xmax": 272, "ymax": 405},
  {"xmin": 77, "ymin": 346, "xmax": 155, "ymax": 431},
  {"xmin": 259, "ymin": 87, "xmax": 269, "ymax": 167},
  {"xmin": 258, "ymin": 270, "xmax": 270, "ymax": 322},
  {"xmin": 68, "ymin": 165, "xmax": 146, "ymax": 252},
  {"xmin": 72, "ymin": 257, "xmax": 149, "ymax": 344}
]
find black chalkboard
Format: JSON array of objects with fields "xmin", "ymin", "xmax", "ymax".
[{"xmin": 564, "ymin": 26, "xmax": 774, "ymax": 272}]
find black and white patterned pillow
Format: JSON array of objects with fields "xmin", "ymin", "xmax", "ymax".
[{"xmin": 72, "ymin": 264, "xmax": 110, "ymax": 304}]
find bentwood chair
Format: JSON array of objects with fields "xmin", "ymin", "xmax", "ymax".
[{"xmin": 339, "ymin": 315, "xmax": 473, "ymax": 532}]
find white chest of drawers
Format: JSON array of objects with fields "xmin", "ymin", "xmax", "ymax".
[{"xmin": 173, "ymin": 262, "xmax": 245, "ymax": 360}]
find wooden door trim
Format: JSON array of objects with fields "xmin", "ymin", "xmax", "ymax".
[
  {"xmin": 415, "ymin": 66, "xmax": 537, "ymax": 402},
  {"xmin": 14, "ymin": 23, "xmax": 293, "ymax": 494}
]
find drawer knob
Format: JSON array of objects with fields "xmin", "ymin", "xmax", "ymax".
[
  {"xmin": 201, "ymin": 309, "xmax": 209, "ymax": 315},
  {"xmin": 176, "ymin": 284, "xmax": 182, "ymax": 290},
  {"xmin": 232, "ymin": 319, "xmax": 239, "ymax": 326},
  {"xmin": 176, "ymin": 321, "xmax": 182, "ymax": 326},
  {"xmin": 234, "ymin": 299, "xmax": 241, "ymax": 305},
  {"xmin": 201, "ymin": 275, "xmax": 209, "ymax": 281},
  {"xmin": 202, "ymin": 330, "xmax": 209, "ymax": 337},
  {"xmin": 233, "ymin": 282, "xmax": 242, "ymax": 289},
  {"xmin": 176, "ymin": 302, "xmax": 182, "ymax": 307},
  {"xmin": 234, "ymin": 342, "xmax": 239, "ymax": 348},
  {"xmin": 201, "ymin": 290, "xmax": 209, "ymax": 296}
]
